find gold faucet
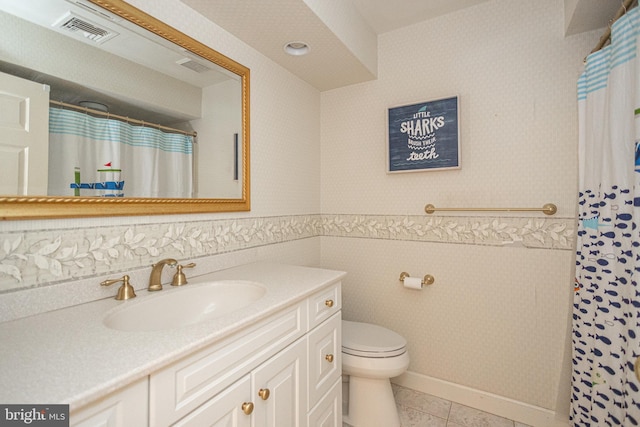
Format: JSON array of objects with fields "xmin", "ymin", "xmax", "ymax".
[
  {"xmin": 148, "ymin": 258, "xmax": 178, "ymax": 291},
  {"xmin": 172, "ymin": 262, "xmax": 196, "ymax": 286},
  {"xmin": 101, "ymin": 275, "xmax": 137, "ymax": 300}
]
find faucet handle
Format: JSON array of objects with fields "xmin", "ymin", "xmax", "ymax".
[
  {"xmin": 100, "ymin": 275, "xmax": 136, "ymax": 300},
  {"xmin": 172, "ymin": 263, "xmax": 196, "ymax": 286}
]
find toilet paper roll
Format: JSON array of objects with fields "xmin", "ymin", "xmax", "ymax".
[{"xmin": 403, "ymin": 277, "xmax": 423, "ymax": 290}]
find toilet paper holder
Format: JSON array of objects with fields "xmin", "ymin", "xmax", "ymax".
[{"xmin": 399, "ymin": 272, "xmax": 435, "ymax": 286}]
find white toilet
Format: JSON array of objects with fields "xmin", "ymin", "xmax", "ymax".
[{"xmin": 342, "ymin": 320, "xmax": 410, "ymax": 427}]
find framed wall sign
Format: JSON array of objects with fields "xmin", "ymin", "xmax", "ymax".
[{"xmin": 387, "ymin": 96, "xmax": 460, "ymax": 173}]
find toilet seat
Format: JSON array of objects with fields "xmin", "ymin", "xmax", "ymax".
[{"xmin": 342, "ymin": 320, "xmax": 407, "ymax": 358}]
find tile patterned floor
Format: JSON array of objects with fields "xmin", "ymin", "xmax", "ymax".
[{"xmin": 343, "ymin": 384, "xmax": 532, "ymax": 427}]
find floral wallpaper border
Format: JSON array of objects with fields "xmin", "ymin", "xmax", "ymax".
[{"xmin": 0, "ymin": 213, "xmax": 575, "ymax": 292}]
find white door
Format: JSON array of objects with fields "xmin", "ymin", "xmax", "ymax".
[
  {"xmin": 252, "ymin": 338, "xmax": 308, "ymax": 427},
  {"xmin": 0, "ymin": 71, "xmax": 50, "ymax": 195}
]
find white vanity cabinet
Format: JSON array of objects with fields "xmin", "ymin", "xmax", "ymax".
[
  {"xmin": 173, "ymin": 336, "xmax": 308, "ymax": 427},
  {"xmin": 0, "ymin": 264, "xmax": 346, "ymax": 427},
  {"xmin": 150, "ymin": 281, "xmax": 342, "ymax": 427}
]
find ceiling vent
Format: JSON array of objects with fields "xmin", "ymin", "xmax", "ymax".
[
  {"xmin": 54, "ymin": 12, "xmax": 119, "ymax": 44},
  {"xmin": 176, "ymin": 58, "xmax": 211, "ymax": 73}
]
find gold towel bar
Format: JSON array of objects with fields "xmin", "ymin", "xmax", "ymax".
[{"xmin": 424, "ymin": 203, "xmax": 557, "ymax": 216}]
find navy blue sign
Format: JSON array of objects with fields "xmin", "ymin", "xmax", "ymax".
[{"xmin": 387, "ymin": 96, "xmax": 459, "ymax": 172}]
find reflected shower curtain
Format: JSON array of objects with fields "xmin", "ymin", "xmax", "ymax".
[
  {"xmin": 47, "ymin": 108, "xmax": 193, "ymax": 198},
  {"xmin": 572, "ymin": 7, "xmax": 640, "ymax": 426}
]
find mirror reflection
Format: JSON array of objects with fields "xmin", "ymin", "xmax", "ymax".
[{"xmin": 0, "ymin": 0, "xmax": 246, "ymax": 200}]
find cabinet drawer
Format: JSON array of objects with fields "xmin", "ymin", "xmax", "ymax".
[
  {"xmin": 307, "ymin": 378, "xmax": 342, "ymax": 427},
  {"xmin": 307, "ymin": 312, "xmax": 341, "ymax": 410},
  {"xmin": 150, "ymin": 301, "xmax": 307, "ymax": 426},
  {"xmin": 173, "ymin": 375, "xmax": 251, "ymax": 427},
  {"xmin": 308, "ymin": 281, "xmax": 341, "ymax": 330}
]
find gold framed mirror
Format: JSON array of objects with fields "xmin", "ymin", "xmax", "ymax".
[{"xmin": 0, "ymin": 0, "xmax": 250, "ymax": 219}]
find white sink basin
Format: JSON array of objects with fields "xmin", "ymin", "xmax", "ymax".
[{"xmin": 103, "ymin": 280, "xmax": 266, "ymax": 331}]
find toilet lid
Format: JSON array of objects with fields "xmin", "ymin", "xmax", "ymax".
[{"xmin": 342, "ymin": 320, "xmax": 407, "ymax": 358}]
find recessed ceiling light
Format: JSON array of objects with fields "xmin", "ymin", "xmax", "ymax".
[{"xmin": 284, "ymin": 41, "xmax": 310, "ymax": 56}]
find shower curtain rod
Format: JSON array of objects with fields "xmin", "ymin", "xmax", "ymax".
[
  {"xmin": 590, "ymin": 0, "xmax": 637, "ymax": 55},
  {"xmin": 49, "ymin": 99, "xmax": 197, "ymax": 138}
]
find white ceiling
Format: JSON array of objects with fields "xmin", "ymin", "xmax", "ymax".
[
  {"xmin": 349, "ymin": 0, "xmax": 490, "ymax": 34},
  {"xmin": 182, "ymin": 0, "xmax": 617, "ymax": 91}
]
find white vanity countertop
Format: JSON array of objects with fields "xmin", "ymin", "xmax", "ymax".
[{"xmin": 0, "ymin": 262, "xmax": 345, "ymax": 409}]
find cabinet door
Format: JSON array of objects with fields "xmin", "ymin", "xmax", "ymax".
[
  {"xmin": 307, "ymin": 379, "xmax": 341, "ymax": 427},
  {"xmin": 173, "ymin": 375, "xmax": 252, "ymax": 427},
  {"xmin": 70, "ymin": 377, "xmax": 148, "ymax": 427},
  {"xmin": 308, "ymin": 312, "xmax": 341, "ymax": 409},
  {"xmin": 252, "ymin": 338, "xmax": 308, "ymax": 427},
  {"xmin": 150, "ymin": 301, "xmax": 306, "ymax": 425}
]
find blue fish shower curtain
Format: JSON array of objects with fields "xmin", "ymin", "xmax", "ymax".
[
  {"xmin": 47, "ymin": 108, "xmax": 193, "ymax": 198},
  {"xmin": 572, "ymin": 7, "xmax": 640, "ymax": 426}
]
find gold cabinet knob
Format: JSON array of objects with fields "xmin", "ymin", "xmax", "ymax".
[
  {"xmin": 258, "ymin": 388, "xmax": 270, "ymax": 400},
  {"xmin": 325, "ymin": 299, "xmax": 334, "ymax": 307},
  {"xmin": 325, "ymin": 354, "xmax": 334, "ymax": 363},
  {"xmin": 242, "ymin": 402, "xmax": 254, "ymax": 415}
]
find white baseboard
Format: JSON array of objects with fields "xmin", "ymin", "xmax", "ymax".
[{"xmin": 392, "ymin": 371, "xmax": 570, "ymax": 427}]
